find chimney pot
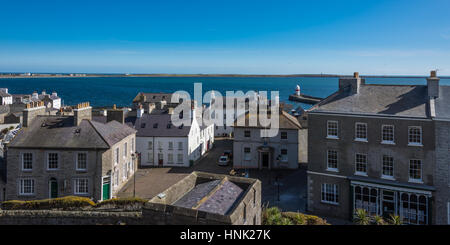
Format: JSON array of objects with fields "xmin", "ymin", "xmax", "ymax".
[
  {"xmin": 431, "ymin": 70, "xmax": 437, "ymax": 78},
  {"xmin": 354, "ymin": 72, "xmax": 359, "ymax": 78}
]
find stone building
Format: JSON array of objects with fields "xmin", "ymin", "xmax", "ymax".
[
  {"xmin": 306, "ymin": 71, "xmax": 449, "ymax": 225},
  {"xmin": 5, "ymin": 102, "xmax": 137, "ymax": 202},
  {"xmin": 232, "ymin": 110, "xmax": 304, "ymax": 170},
  {"xmin": 145, "ymin": 171, "xmax": 262, "ymax": 225},
  {"xmin": 0, "ymin": 88, "xmax": 12, "ymax": 105}
]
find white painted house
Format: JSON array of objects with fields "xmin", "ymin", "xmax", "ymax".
[
  {"xmin": 0, "ymin": 88, "xmax": 12, "ymax": 105},
  {"xmin": 133, "ymin": 108, "xmax": 212, "ymax": 167}
]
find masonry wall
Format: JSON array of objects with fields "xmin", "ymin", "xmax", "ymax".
[
  {"xmin": 5, "ymin": 148, "xmax": 106, "ymax": 201},
  {"xmin": 233, "ymin": 127, "xmax": 299, "ymax": 169},
  {"xmin": 307, "ymin": 113, "xmax": 436, "ymax": 220},
  {"xmin": 434, "ymin": 120, "xmax": 450, "ymax": 225}
]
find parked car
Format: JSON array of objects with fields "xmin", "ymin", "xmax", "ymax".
[
  {"xmin": 223, "ymin": 150, "xmax": 233, "ymax": 158},
  {"xmin": 218, "ymin": 155, "xmax": 230, "ymax": 166}
]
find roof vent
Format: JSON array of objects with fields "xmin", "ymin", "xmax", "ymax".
[
  {"xmin": 179, "ymin": 124, "xmax": 184, "ymax": 129},
  {"xmin": 74, "ymin": 128, "xmax": 81, "ymax": 134}
]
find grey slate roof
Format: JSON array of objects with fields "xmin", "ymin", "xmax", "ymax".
[
  {"xmin": 173, "ymin": 179, "xmax": 244, "ymax": 215},
  {"xmin": 234, "ymin": 110, "xmax": 302, "ymax": 129},
  {"xmin": 309, "ymin": 84, "xmax": 430, "ymax": 118},
  {"xmin": 434, "ymin": 85, "xmax": 450, "ymax": 120},
  {"xmin": 0, "ymin": 91, "xmax": 11, "ymax": 98},
  {"xmin": 8, "ymin": 116, "xmax": 136, "ymax": 149},
  {"xmin": 133, "ymin": 92, "xmax": 180, "ymax": 104},
  {"xmin": 130, "ymin": 113, "xmax": 191, "ymax": 137}
]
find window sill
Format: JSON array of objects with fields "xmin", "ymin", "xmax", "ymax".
[
  {"xmin": 19, "ymin": 193, "xmax": 35, "ymax": 196},
  {"xmin": 355, "ymin": 172, "xmax": 368, "ymax": 177},
  {"xmin": 326, "ymin": 168, "xmax": 339, "ymax": 173},
  {"xmin": 76, "ymin": 169, "xmax": 88, "ymax": 172},
  {"xmin": 381, "ymin": 141, "xmax": 395, "ymax": 145},
  {"xmin": 326, "ymin": 136, "xmax": 339, "ymax": 140},
  {"xmin": 321, "ymin": 201, "xmax": 339, "ymax": 206},
  {"xmin": 381, "ymin": 175, "xmax": 395, "ymax": 181},
  {"xmin": 408, "ymin": 143, "xmax": 423, "ymax": 147},
  {"xmin": 408, "ymin": 179, "xmax": 424, "ymax": 184},
  {"xmin": 354, "ymin": 138, "xmax": 368, "ymax": 143},
  {"xmin": 47, "ymin": 169, "xmax": 59, "ymax": 171},
  {"xmin": 21, "ymin": 169, "xmax": 33, "ymax": 172}
]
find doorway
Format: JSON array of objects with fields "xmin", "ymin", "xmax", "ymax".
[
  {"xmin": 381, "ymin": 190, "xmax": 396, "ymax": 219},
  {"xmin": 262, "ymin": 153, "xmax": 269, "ymax": 168},
  {"xmin": 49, "ymin": 178, "xmax": 58, "ymax": 199},
  {"xmin": 102, "ymin": 177, "xmax": 111, "ymax": 201}
]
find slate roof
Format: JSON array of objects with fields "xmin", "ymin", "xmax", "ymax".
[
  {"xmin": 434, "ymin": 85, "xmax": 450, "ymax": 120},
  {"xmin": 0, "ymin": 91, "xmax": 11, "ymax": 98},
  {"xmin": 8, "ymin": 116, "xmax": 136, "ymax": 149},
  {"xmin": 133, "ymin": 92, "xmax": 180, "ymax": 104},
  {"xmin": 309, "ymin": 84, "xmax": 430, "ymax": 118},
  {"xmin": 173, "ymin": 179, "xmax": 244, "ymax": 215},
  {"xmin": 130, "ymin": 113, "xmax": 191, "ymax": 137},
  {"xmin": 233, "ymin": 110, "xmax": 302, "ymax": 130}
]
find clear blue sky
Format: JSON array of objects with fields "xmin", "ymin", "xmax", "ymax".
[{"xmin": 1, "ymin": 0, "xmax": 450, "ymax": 75}]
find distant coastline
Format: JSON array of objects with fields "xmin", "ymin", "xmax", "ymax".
[{"xmin": 1, "ymin": 73, "xmax": 448, "ymax": 79}]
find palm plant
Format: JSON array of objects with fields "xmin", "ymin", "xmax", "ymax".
[
  {"xmin": 388, "ymin": 214, "xmax": 402, "ymax": 225},
  {"xmin": 372, "ymin": 215, "xmax": 386, "ymax": 225},
  {"xmin": 353, "ymin": 209, "xmax": 370, "ymax": 225}
]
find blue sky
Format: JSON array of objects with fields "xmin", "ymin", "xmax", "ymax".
[{"xmin": 1, "ymin": 0, "xmax": 450, "ymax": 75}]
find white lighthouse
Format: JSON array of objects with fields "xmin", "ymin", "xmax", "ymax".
[{"xmin": 295, "ymin": 85, "xmax": 301, "ymax": 96}]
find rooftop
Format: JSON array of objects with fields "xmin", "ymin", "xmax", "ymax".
[
  {"xmin": 8, "ymin": 116, "xmax": 136, "ymax": 149},
  {"xmin": 309, "ymin": 84, "xmax": 431, "ymax": 118},
  {"xmin": 233, "ymin": 110, "xmax": 302, "ymax": 129}
]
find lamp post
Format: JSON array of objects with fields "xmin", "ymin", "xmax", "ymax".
[{"xmin": 132, "ymin": 153, "xmax": 137, "ymax": 198}]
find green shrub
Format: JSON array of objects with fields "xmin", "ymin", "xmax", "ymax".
[
  {"xmin": 1, "ymin": 196, "xmax": 95, "ymax": 210},
  {"xmin": 95, "ymin": 197, "xmax": 147, "ymax": 208},
  {"xmin": 262, "ymin": 207, "xmax": 329, "ymax": 225}
]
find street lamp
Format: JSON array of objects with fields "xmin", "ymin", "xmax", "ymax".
[{"xmin": 132, "ymin": 152, "xmax": 137, "ymax": 198}]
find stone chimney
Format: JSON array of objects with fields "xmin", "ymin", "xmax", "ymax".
[
  {"xmin": 107, "ymin": 104, "xmax": 125, "ymax": 124},
  {"xmin": 32, "ymin": 91, "xmax": 39, "ymax": 100},
  {"xmin": 339, "ymin": 72, "xmax": 365, "ymax": 94},
  {"xmin": 146, "ymin": 103, "xmax": 156, "ymax": 114},
  {"xmin": 73, "ymin": 102, "xmax": 92, "ymax": 126},
  {"xmin": 427, "ymin": 70, "xmax": 440, "ymax": 99},
  {"xmin": 137, "ymin": 104, "xmax": 144, "ymax": 118},
  {"xmin": 159, "ymin": 100, "xmax": 167, "ymax": 109},
  {"xmin": 168, "ymin": 107, "xmax": 174, "ymax": 115},
  {"xmin": 23, "ymin": 101, "xmax": 46, "ymax": 127}
]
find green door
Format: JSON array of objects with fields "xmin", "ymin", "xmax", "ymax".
[
  {"xmin": 102, "ymin": 183, "xmax": 111, "ymax": 200},
  {"xmin": 50, "ymin": 179, "xmax": 58, "ymax": 198}
]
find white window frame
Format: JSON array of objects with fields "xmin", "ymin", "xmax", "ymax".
[
  {"xmin": 148, "ymin": 141, "xmax": 153, "ymax": 150},
  {"xmin": 123, "ymin": 142, "xmax": 128, "ymax": 158},
  {"xmin": 168, "ymin": 141, "xmax": 173, "ymax": 150},
  {"xmin": 114, "ymin": 148, "xmax": 119, "ymax": 165},
  {"xmin": 21, "ymin": 152, "xmax": 33, "ymax": 171},
  {"xmin": 123, "ymin": 163, "xmax": 127, "ymax": 180},
  {"xmin": 326, "ymin": 120, "xmax": 339, "ymax": 139},
  {"xmin": 177, "ymin": 153, "xmax": 183, "ymax": 164},
  {"xmin": 326, "ymin": 150, "xmax": 338, "ymax": 172},
  {"xmin": 19, "ymin": 178, "xmax": 35, "ymax": 196},
  {"xmin": 280, "ymin": 149, "xmax": 288, "ymax": 162},
  {"xmin": 47, "ymin": 152, "xmax": 59, "ymax": 170},
  {"xmin": 244, "ymin": 147, "xmax": 251, "ymax": 161},
  {"xmin": 448, "ymin": 202, "xmax": 450, "ymax": 225},
  {"xmin": 355, "ymin": 153, "xmax": 368, "ymax": 176},
  {"xmin": 147, "ymin": 152, "xmax": 154, "ymax": 163},
  {"xmin": 408, "ymin": 126, "xmax": 423, "ymax": 146},
  {"xmin": 321, "ymin": 183, "xmax": 339, "ymax": 205},
  {"xmin": 168, "ymin": 153, "xmax": 174, "ymax": 164},
  {"xmin": 74, "ymin": 178, "xmax": 89, "ymax": 195},
  {"xmin": 355, "ymin": 122, "xmax": 368, "ymax": 142},
  {"xmin": 76, "ymin": 152, "xmax": 88, "ymax": 171},
  {"xmin": 381, "ymin": 124, "xmax": 395, "ymax": 144},
  {"xmin": 381, "ymin": 155, "xmax": 395, "ymax": 180},
  {"xmin": 409, "ymin": 159, "xmax": 423, "ymax": 183}
]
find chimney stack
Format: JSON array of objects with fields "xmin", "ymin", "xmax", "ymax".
[
  {"xmin": 23, "ymin": 101, "xmax": 46, "ymax": 127},
  {"xmin": 147, "ymin": 103, "xmax": 155, "ymax": 114},
  {"xmin": 137, "ymin": 104, "xmax": 144, "ymax": 118},
  {"xmin": 107, "ymin": 105, "xmax": 125, "ymax": 124},
  {"xmin": 427, "ymin": 70, "xmax": 440, "ymax": 99},
  {"xmin": 73, "ymin": 102, "xmax": 92, "ymax": 126},
  {"xmin": 338, "ymin": 72, "xmax": 365, "ymax": 94}
]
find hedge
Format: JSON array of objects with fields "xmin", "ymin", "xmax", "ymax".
[
  {"xmin": 95, "ymin": 197, "xmax": 147, "ymax": 208},
  {"xmin": 262, "ymin": 207, "xmax": 329, "ymax": 225},
  {"xmin": 1, "ymin": 196, "xmax": 95, "ymax": 210}
]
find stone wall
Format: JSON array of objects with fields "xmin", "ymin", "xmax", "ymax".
[{"xmin": 434, "ymin": 120, "xmax": 450, "ymax": 225}]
